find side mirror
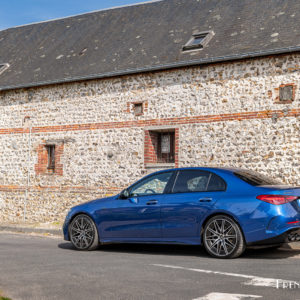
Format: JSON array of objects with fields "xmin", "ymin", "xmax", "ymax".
[{"xmin": 119, "ymin": 189, "xmax": 130, "ymax": 199}]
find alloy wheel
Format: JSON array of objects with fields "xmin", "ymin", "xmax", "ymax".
[
  {"xmin": 70, "ymin": 215, "xmax": 96, "ymax": 250},
  {"xmin": 204, "ymin": 217, "xmax": 238, "ymax": 257}
]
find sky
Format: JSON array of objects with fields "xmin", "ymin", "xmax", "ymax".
[{"xmin": 0, "ymin": 0, "xmax": 154, "ymax": 30}]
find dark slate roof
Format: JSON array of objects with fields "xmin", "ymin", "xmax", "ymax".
[{"xmin": 0, "ymin": 0, "xmax": 300, "ymax": 91}]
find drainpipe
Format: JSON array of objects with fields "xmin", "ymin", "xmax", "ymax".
[{"xmin": 23, "ymin": 116, "xmax": 31, "ymax": 222}]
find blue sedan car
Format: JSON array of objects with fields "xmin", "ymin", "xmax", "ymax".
[{"xmin": 63, "ymin": 167, "xmax": 300, "ymax": 258}]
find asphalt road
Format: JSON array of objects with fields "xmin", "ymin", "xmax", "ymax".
[{"xmin": 0, "ymin": 233, "xmax": 300, "ymax": 300}]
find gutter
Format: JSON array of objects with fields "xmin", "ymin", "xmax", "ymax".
[{"xmin": 1, "ymin": 46, "xmax": 300, "ymax": 92}]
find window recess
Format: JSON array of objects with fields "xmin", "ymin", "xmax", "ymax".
[
  {"xmin": 157, "ymin": 131, "xmax": 175, "ymax": 163},
  {"xmin": 133, "ymin": 103, "xmax": 143, "ymax": 116},
  {"xmin": 278, "ymin": 84, "xmax": 296, "ymax": 103},
  {"xmin": 46, "ymin": 145, "xmax": 56, "ymax": 170}
]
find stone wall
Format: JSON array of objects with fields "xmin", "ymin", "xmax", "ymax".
[{"xmin": 0, "ymin": 53, "xmax": 299, "ymax": 223}]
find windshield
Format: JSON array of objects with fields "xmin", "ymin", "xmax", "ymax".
[{"xmin": 234, "ymin": 170, "xmax": 284, "ymax": 186}]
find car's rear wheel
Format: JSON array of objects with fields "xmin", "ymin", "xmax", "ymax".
[
  {"xmin": 203, "ymin": 215, "xmax": 245, "ymax": 259},
  {"xmin": 69, "ymin": 214, "xmax": 99, "ymax": 250}
]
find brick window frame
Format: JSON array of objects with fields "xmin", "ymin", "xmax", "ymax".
[
  {"xmin": 275, "ymin": 83, "xmax": 296, "ymax": 103},
  {"xmin": 35, "ymin": 143, "xmax": 64, "ymax": 175},
  {"xmin": 133, "ymin": 103, "xmax": 143, "ymax": 116},
  {"xmin": 144, "ymin": 127, "xmax": 179, "ymax": 168},
  {"xmin": 126, "ymin": 101, "xmax": 148, "ymax": 115}
]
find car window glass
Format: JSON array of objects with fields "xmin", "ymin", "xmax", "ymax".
[
  {"xmin": 207, "ymin": 173, "xmax": 226, "ymax": 191},
  {"xmin": 130, "ymin": 172, "xmax": 172, "ymax": 196},
  {"xmin": 173, "ymin": 170, "xmax": 210, "ymax": 193},
  {"xmin": 234, "ymin": 170, "xmax": 283, "ymax": 186}
]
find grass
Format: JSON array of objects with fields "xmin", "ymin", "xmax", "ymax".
[{"xmin": 0, "ymin": 291, "xmax": 11, "ymax": 300}]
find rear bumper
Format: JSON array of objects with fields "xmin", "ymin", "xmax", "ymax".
[{"xmin": 247, "ymin": 228, "xmax": 300, "ymax": 246}]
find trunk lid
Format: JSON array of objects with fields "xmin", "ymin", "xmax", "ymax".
[
  {"xmin": 258, "ymin": 186, "xmax": 300, "ymax": 208},
  {"xmin": 259, "ymin": 186, "xmax": 300, "ymax": 197}
]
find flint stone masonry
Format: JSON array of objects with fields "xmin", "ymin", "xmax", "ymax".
[{"xmin": 0, "ymin": 53, "xmax": 299, "ymax": 223}]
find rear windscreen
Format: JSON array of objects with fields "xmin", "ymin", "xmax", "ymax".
[{"xmin": 234, "ymin": 170, "xmax": 284, "ymax": 186}]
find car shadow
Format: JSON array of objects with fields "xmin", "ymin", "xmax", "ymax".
[
  {"xmin": 58, "ymin": 242, "xmax": 205, "ymax": 256},
  {"xmin": 58, "ymin": 242, "xmax": 76, "ymax": 250},
  {"xmin": 243, "ymin": 246, "xmax": 300, "ymax": 260},
  {"xmin": 58, "ymin": 242, "xmax": 300, "ymax": 259}
]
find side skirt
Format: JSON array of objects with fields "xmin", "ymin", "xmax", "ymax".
[{"xmin": 99, "ymin": 237, "xmax": 201, "ymax": 245}]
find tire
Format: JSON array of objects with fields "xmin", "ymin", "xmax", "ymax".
[
  {"xmin": 203, "ymin": 215, "xmax": 245, "ymax": 259},
  {"xmin": 69, "ymin": 214, "xmax": 99, "ymax": 251}
]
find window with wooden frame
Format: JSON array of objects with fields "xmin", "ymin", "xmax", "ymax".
[
  {"xmin": 278, "ymin": 84, "xmax": 296, "ymax": 103},
  {"xmin": 157, "ymin": 131, "xmax": 175, "ymax": 163},
  {"xmin": 133, "ymin": 103, "xmax": 143, "ymax": 116}
]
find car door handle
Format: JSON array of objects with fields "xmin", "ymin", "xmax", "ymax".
[
  {"xmin": 199, "ymin": 198, "xmax": 213, "ymax": 202},
  {"xmin": 146, "ymin": 200, "xmax": 158, "ymax": 205}
]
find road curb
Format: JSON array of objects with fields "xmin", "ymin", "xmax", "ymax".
[{"xmin": 0, "ymin": 225, "xmax": 62, "ymax": 237}]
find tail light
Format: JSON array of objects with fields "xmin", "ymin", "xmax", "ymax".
[
  {"xmin": 256, "ymin": 195, "xmax": 298, "ymax": 205},
  {"xmin": 287, "ymin": 221, "xmax": 300, "ymax": 224}
]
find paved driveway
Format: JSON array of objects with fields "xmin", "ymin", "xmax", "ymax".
[{"xmin": 0, "ymin": 233, "xmax": 300, "ymax": 300}]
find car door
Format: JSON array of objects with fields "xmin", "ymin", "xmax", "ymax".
[
  {"xmin": 100, "ymin": 171, "xmax": 174, "ymax": 240},
  {"xmin": 161, "ymin": 170, "xmax": 227, "ymax": 242}
]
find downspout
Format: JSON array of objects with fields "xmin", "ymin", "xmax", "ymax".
[{"xmin": 23, "ymin": 116, "xmax": 31, "ymax": 222}]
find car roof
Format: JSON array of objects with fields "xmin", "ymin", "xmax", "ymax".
[{"xmin": 154, "ymin": 166, "xmax": 244, "ymax": 174}]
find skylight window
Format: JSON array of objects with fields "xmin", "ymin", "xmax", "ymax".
[
  {"xmin": 0, "ymin": 63, "xmax": 9, "ymax": 75},
  {"xmin": 182, "ymin": 31, "xmax": 214, "ymax": 51},
  {"xmin": 191, "ymin": 35, "xmax": 206, "ymax": 46}
]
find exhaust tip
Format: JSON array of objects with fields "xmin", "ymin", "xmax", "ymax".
[{"xmin": 288, "ymin": 233, "xmax": 300, "ymax": 242}]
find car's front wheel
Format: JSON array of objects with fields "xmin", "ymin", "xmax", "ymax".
[
  {"xmin": 69, "ymin": 214, "xmax": 99, "ymax": 250},
  {"xmin": 203, "ymin": 215, "xmax": 245, "ymax": 259}
]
